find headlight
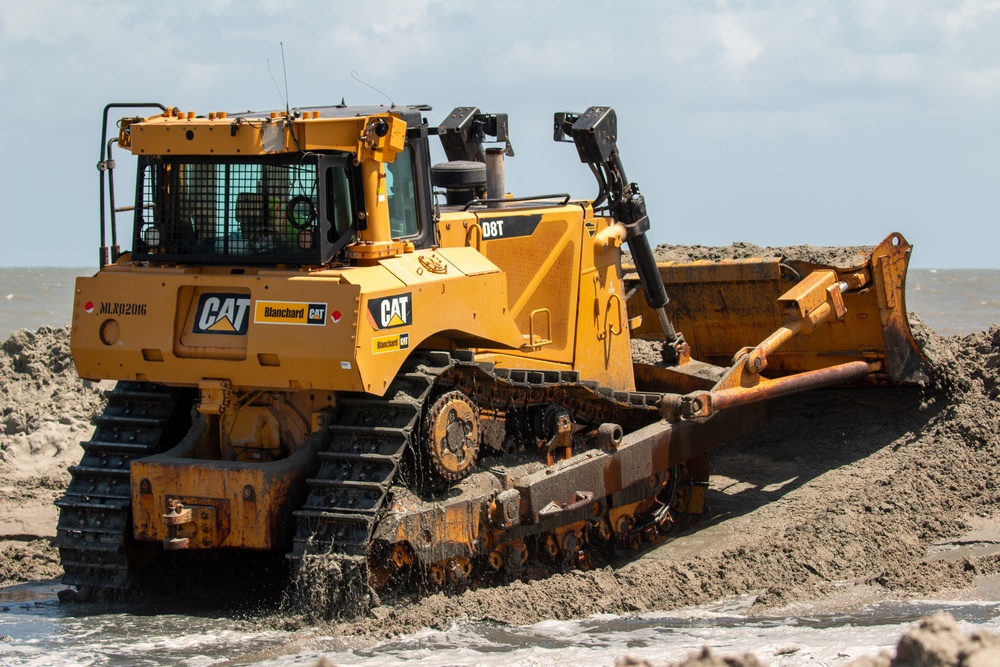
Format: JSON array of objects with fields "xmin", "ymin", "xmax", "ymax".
[{"xmin": 142, "ymin": 225, "xmax": 162, "ymax": 247}]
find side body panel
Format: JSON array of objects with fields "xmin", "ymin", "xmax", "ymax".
[
  {"xmin": 71, "ymin": 248, "xmax": 525, "ymax": 396},
  {"xmin": 435, "ymin": 204, "xmax": 634, "ymax": 390}
]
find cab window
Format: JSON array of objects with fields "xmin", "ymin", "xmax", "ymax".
[{"xmin": 385, "ymin": 145, "xmax": 419, "ymax": 238}]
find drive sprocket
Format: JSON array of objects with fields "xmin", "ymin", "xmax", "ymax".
[{"xmin": 424, "ymin": 390, "xmax": 480, "ymax": 481}]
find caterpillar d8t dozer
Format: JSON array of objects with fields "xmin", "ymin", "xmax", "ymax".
[{"xmin": 57, "ymin": 103, "xmax": 928, "ymax": 613}]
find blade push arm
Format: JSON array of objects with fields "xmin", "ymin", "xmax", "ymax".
[{"xmin": 660, "ymin": 269, "xmax": 871, "ymax": 421}]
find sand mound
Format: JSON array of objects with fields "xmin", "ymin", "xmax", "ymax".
[
  {"xmin": 0, "ymin": 327, "xmax": 110, "ymax": 584},
  {"xmin": 0, "ymin": 326, "xmax": 107, "ymax": 468},
  {"xmin": 638, "ymin": 241, "xmax": 877, "ymax": 268},
  {"xmin": 322, "ymin": 322, "xmax": 1000, "ymax": 637},
  {"xmin": 613, "ymin": 612, "xmax": 1000, "ymax": 666},
  {"xmin": 847, "ymin": 612, "xmax": 1000, "ymax": 667}
]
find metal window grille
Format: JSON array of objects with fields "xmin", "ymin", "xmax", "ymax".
[{"xmin": 134, "ymin": 159, "xmax": 322, "ymax": 263}]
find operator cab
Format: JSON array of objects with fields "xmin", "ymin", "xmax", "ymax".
[{"xmin": 110, "ymin": 104, "xmax": 438, "ymax": 267}]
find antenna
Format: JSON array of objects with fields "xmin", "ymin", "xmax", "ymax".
[
  {"xmin": 351, "ymin": 70, "xmax": 394, "ymax": 108},
  {"xmin": 267, "ymin": 42, "xmax": 292, "ymax": 116},
  {"xmin": 281, "ymin": 42, "xmax": 290, "ymax": 116}
]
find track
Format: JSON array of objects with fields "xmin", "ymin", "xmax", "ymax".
[
  {"xmin": 53, "ymin": 381, "xmax": 194, "ymax": 599},
  {"xmin": 288, "ymin": 351, "xmax": 683, "ymax": 617},
  {"xmin": 54, "ymin": 356, "xmax": 698, "ymax": 612},
  {"xmin": 289, "ymin": 352, "xmax": 450, "ymax": 614}
]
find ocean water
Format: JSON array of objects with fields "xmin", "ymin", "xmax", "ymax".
[
  {"xmin": 1, "ymin": 583, "xmax": 999, "ymax": 667},
  {"xmin": 0, "ymin": 268, "xmax": 87, "ymax": 339},
  {"xmin": 905, "ymin": 269, "xmax": 1000, "ymax": 336},
  {"xmin": 0, "ymin": 265, "xmax": 998, "ymax": 665},
  {"xmin": 1, "ymin": 267, "xmax": 996, "ymax": 340}
]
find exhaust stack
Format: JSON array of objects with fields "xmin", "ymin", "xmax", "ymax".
[{"xmin": 485, "ymin": 147, "xmax": 506, "ymax": 208}]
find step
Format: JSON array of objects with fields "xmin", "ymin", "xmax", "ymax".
[
  {"xmin": 305, "ymin": 478, "xmax": 387, "ymax": 493},
  {"xmin": 68, "ymin": 464, "xmax": 131, "ymax": 478},
  {"xmin": 52, "ymin": 534, "xmax": 123, "ymax": 551},
  {"xmin": 106, "ymin": 388, "xmax": 177, "ymax": 403},
  {"xmin": 80, "ymin": 439, "xmax": 153, "ymax": 455},
  {"xmin": 93, "ymin": 414, "xmax": 165, "ymax": 429},
  {"xmin": 316, "ymin": 451, "xmax": 398, "ymax": 466},
  {"xmin": 55, "ymin": 497, "xmax": 130, "ymax": 511}
]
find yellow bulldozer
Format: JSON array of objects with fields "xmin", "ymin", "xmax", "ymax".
[{"xmin": 56, "ymin": 102, "xmax": 928, "ymax": 612}]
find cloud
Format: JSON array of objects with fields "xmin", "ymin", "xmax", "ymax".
[
  {"xmin": 2, "ymin": 0, "xmax": 999, "ymax": 266},
  {"xmin": 712, "ymin": 13, "xmax": 764, "ymax": 70},
  {"xmin": 0, "ymin": 1, "xmax": 125, "ymax": 45},
  {"xmin": 941, "ymin": 0, "xmax": 1000, "ymax": 35}
]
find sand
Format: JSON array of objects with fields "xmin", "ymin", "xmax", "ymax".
[
  {"xmin": 0, "ymin": 326, "xmax": 110, "ymax": 587},
  {"xmin": 618, "ymin": 612, "xmax": 1000, "ymax": 666},
  {"xmin": 314, "ymin": 320, "xmax": 1000, "ymax": 639},
  {"xmin": 1, "ymin": 280, "xmax": 998, "ymax": 663},
  {"xmin": 644, "ymin": 241, "xmax": 877, "ymax": 268}
]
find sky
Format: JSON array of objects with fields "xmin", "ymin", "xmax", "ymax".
[{"xmin": 1, "ymin": 0, "xmax": 999, "ymax": 269}]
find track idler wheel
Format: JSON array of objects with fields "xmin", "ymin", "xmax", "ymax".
[
  {"xmin": 592, "ymin": 518, "xmax": 612, "ymax": 542},
  {"xmin": 426, "ymin": 557, "xmax": 472, "ymax": 587},
  {"xmin": 446, "ymin": 557, "xmax": 472, "ymax": 584},
  {"xmin": 489, "ymin": 539, "xmax": 528, "ymax": 576},
  {"xmin": 428, "ymin": 563, "xmax": 446, "ymax": 587},
  {"xmin": 613, "ymin": 513, "xmax": 634, "ymax": 539},
  {"xmin": 424, "ymin": 390, "xmax": 481, "ymax": 482},
  {"xmin": 390, "ymin": 543, "xmax": 415, "ymax": 570},
  {"xmin": 542, "ymin": 529, "xmax": 586, "ymax": 567},
  {"xmin": 612, "ymin": 514, "xmax": 642, "ymax": 550}
]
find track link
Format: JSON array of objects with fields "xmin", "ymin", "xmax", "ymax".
[
  {"xmin": 289, "ymin": 352, "xmax": 450, "ymax": 614},
  {"xmin": 53, "ymin": 381, "xmax": 193, "ymax": 599},
  {"xmin": 287, "ymin": 351, "xmax": 678, "ymax": 615}
]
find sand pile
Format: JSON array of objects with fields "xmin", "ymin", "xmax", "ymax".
[
  {"xmin": 0, "ymin": 326, "xmax": 107, "ymax": 459},
  {"xmin": 0, "ymin": 326, "xmax": 109, "ymax": 586},
  {"xmin": 645, "ymin": 241, "xmax": 876, "ymax": 268},
  {"xmin": 612, "ymin": 612, "xmax": 1000, "ymax": 666},
  {"xmin": 847, "ymin": 612, "xmax": 1000, "ymax": 667},
  {"xmin": 323, "ymin": 322, "xmax": 1000, "ymax": 638}
]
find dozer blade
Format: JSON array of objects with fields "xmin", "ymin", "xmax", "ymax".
[{"xmin": 626, "ymin": 232, "xmax": 930, "ymax": 385}]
